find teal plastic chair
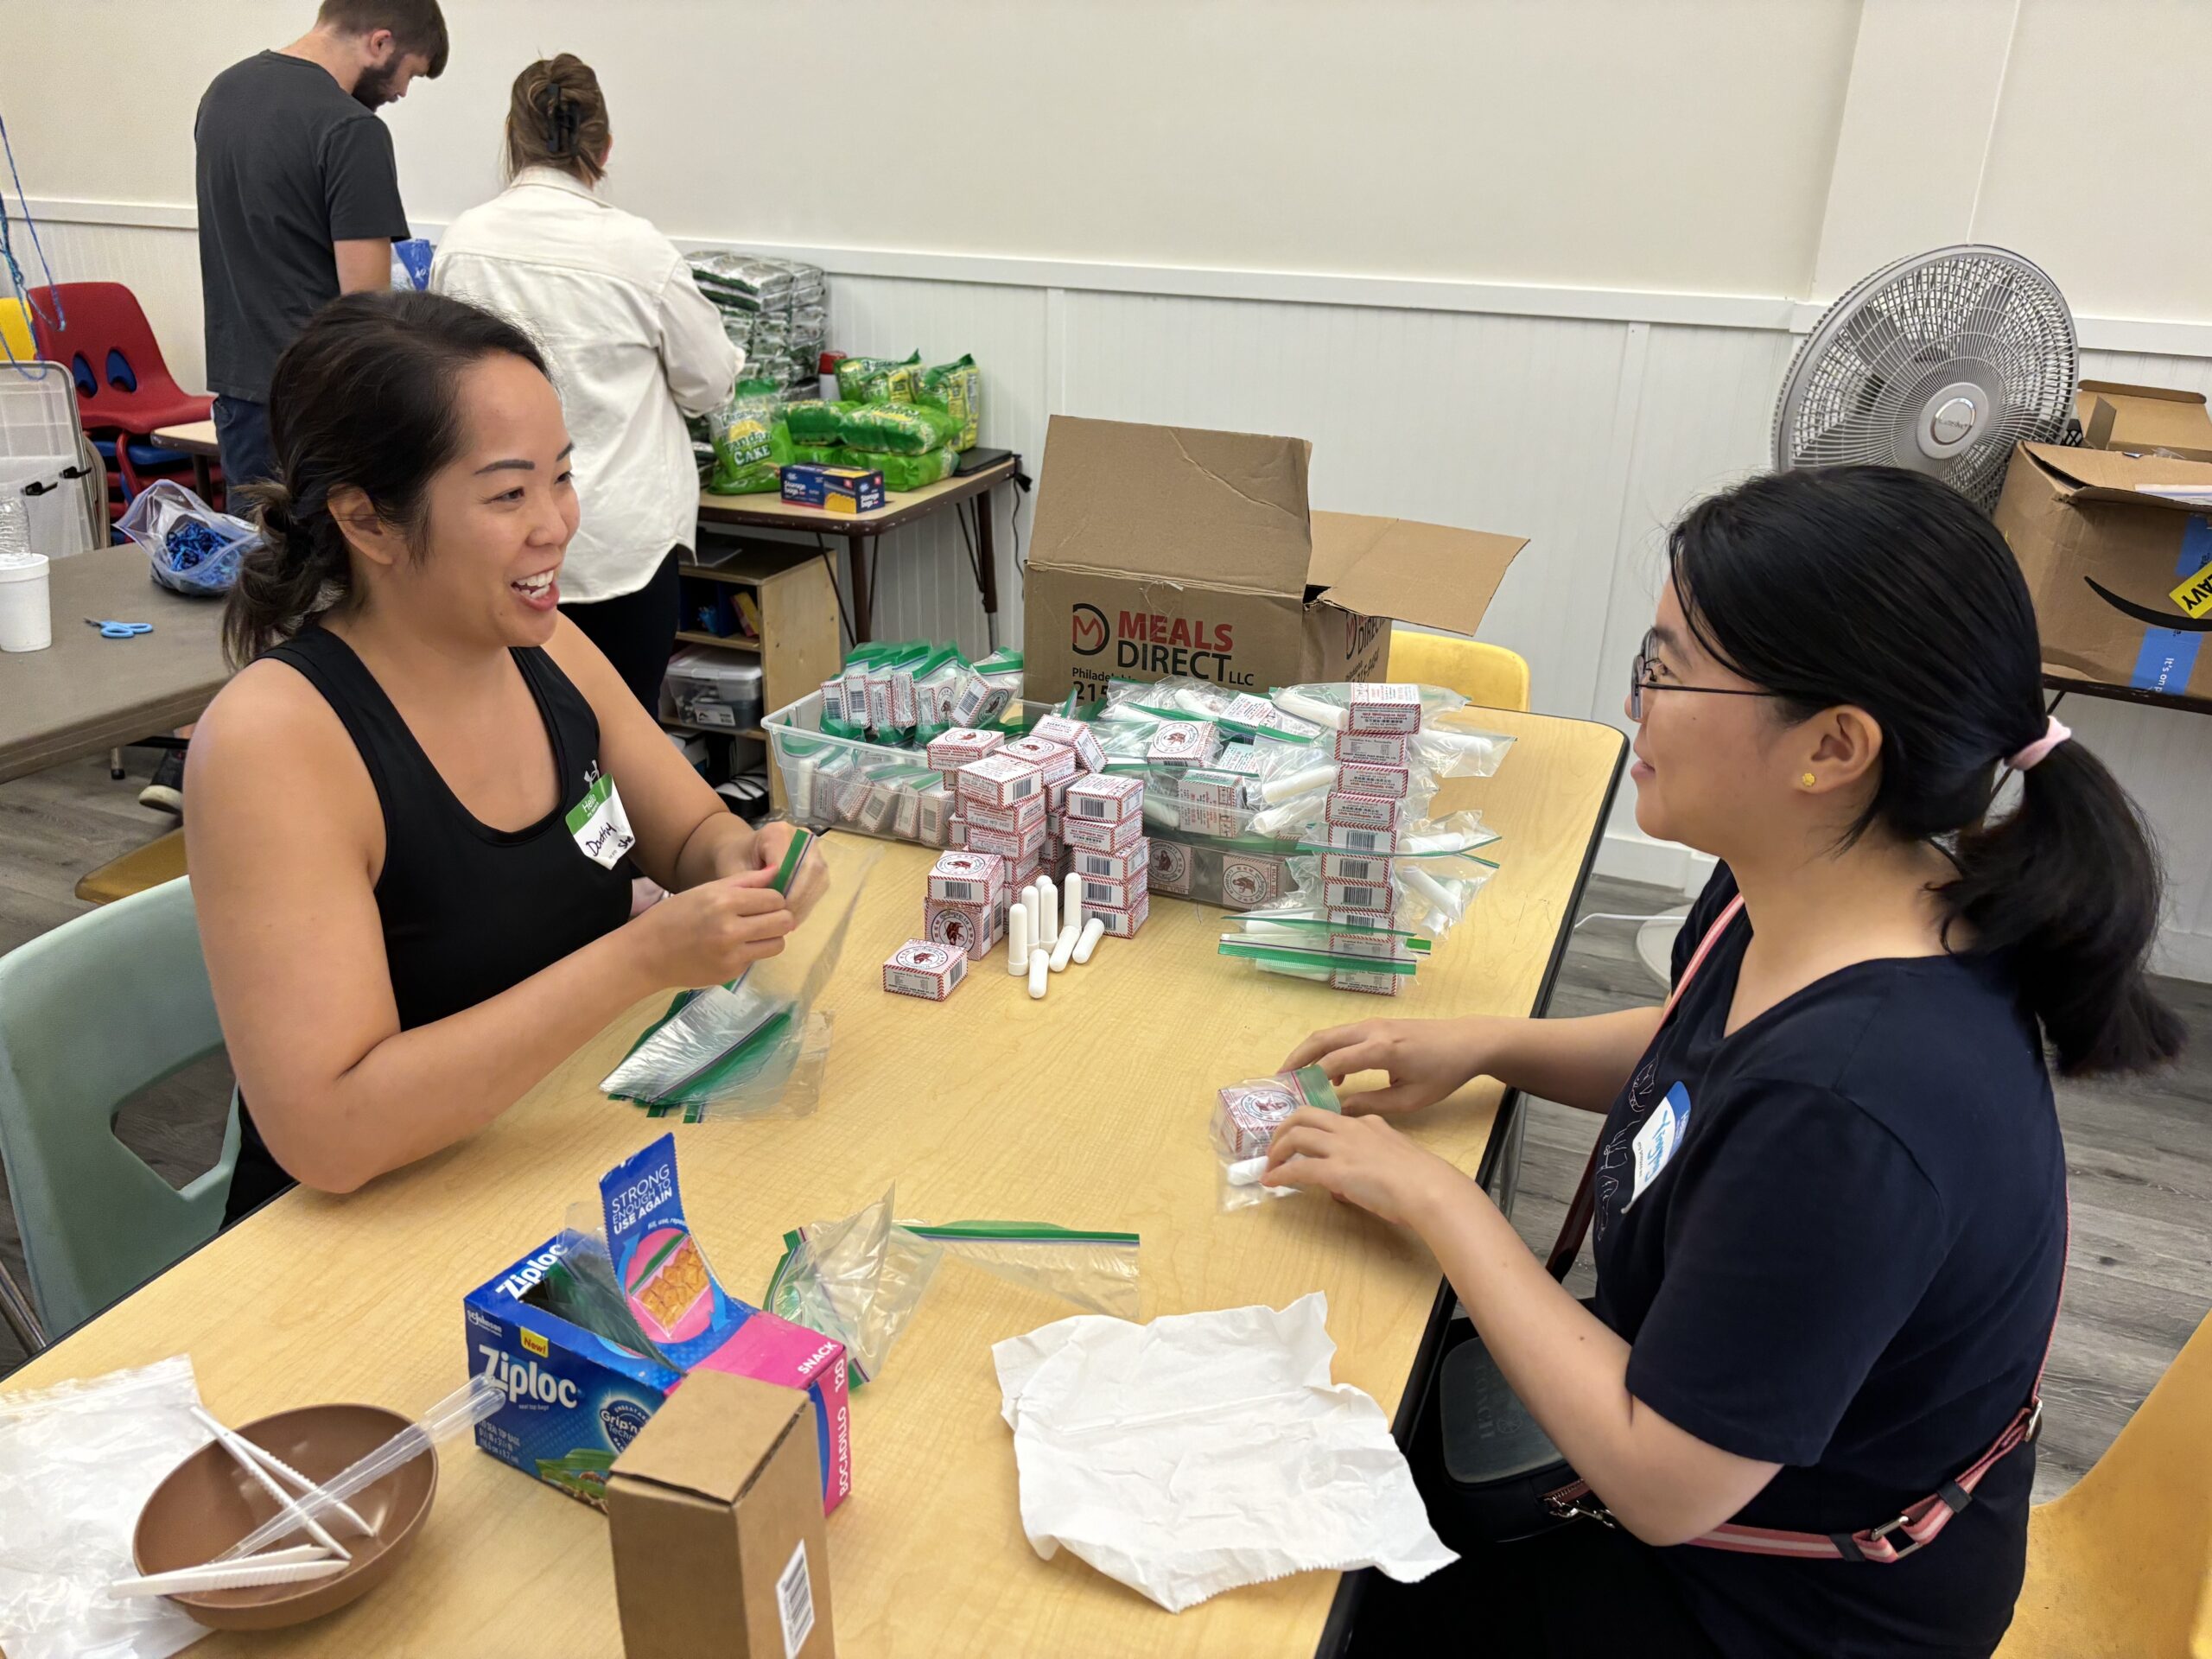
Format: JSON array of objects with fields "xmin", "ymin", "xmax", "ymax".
[{"xmin": 0, "ymin": 877, "xmax": 240, "ymax": 1345}]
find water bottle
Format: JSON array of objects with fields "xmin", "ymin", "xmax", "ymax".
[{"xmin": 0, "ymin": 493, "xmax": 29, "ymax": 563}]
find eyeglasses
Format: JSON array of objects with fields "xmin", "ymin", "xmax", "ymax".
[{"xmin": 1629, "ymin": 629, "xmax": 1782, "ymax": 721}]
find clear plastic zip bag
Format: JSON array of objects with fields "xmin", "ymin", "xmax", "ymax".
[
  {"xmin": 766, "ymin": 1196, "xmax": 1142, "ymax": 1386},
  {"xmin": 601, "ymin": 830, "xmax": 882, "ymax": 1121},
  {"xmin": 1211, "ymin": 1066, "xmax": 1342, "ymax": 1211}
]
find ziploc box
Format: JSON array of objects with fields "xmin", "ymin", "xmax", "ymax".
[{"xmin": 465, "ymin": 1135, "xmax": 852, "ymax": 1515}]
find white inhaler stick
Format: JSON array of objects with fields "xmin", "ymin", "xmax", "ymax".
[
  {"xmin": 1027, "ymin": 947, "xmax": 1050, "ymax": 1000},
  {"xmin": 1006, "ymin": 900, "xmax": 1032, "ymax": 976},
  {"xmin": 1072, "ymin": 916, "xmax": 1106, "ymax": 964},
  {"xmin": 1038, "ymin": 877, "xmax": 1058, "ymax": 947},
  {"xmin": 1049, "ymin": 920, "xmax": 1079, "ymax": 973},
  {"xmin": 1061, "ymin": 871, "xmax": 1083, "ymax": 934},
  {"xmin": 1022, "ymin": 882, "xmax": 1044, "ymax": 950}
]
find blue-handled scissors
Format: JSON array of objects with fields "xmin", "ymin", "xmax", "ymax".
[{"xmin": 84, "ymin": 618, "xmax": 154, "ymax": 639}]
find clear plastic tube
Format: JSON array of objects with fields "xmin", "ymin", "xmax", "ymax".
[{"xmin": 213, "ymin": 1378, "xmax": 503, "ymax": 1562}]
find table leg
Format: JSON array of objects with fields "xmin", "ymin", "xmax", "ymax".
[
  {"xmin": 190, "ymin": 455, "xmax": 213, "ymax": 504},
  {"xmin": 974, "ymin": 491, "xmax": 1001, "ymax": 626},
  {"xmin": 846, "ymin": 534, "xmax": 874, "ymax": 643}
]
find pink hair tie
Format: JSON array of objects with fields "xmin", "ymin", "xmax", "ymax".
[{"xmin": 2008, "ymin": 715, "xmax": 2072, "ymax": 772}]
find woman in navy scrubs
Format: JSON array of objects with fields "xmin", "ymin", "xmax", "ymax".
[{"xmin": 1278, "ymin": 466, "xmax": 2183, "ymax": 1658}]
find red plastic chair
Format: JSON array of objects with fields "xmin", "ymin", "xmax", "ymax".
[{"xmin": 28, "ymin": 283, "xmax": 213, "ymax": 506}]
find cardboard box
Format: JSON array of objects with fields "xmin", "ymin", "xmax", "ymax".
[
  {"xmin": 2075, "ymin": 380, "xmax": 2212, "ymax": 464},
  {"xmin": 607, "ymin": 1370, "xmax": 836, "ymax": 1659},
  {"xmin": 1992, "ymin": 442, "xmax": 2212, "ymax": 698},
  {"xmin": 1022, "ymin": 416, "xmax": 1525, "ymax": 703}
]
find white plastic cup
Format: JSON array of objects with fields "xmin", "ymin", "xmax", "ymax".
[{"xmin": 0, "ymin": 555, "xmax": 52, "ymax": 652}]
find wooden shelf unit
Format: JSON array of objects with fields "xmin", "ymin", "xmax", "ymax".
[{"xmin": 668, "ymin": 534, "xmax": 840, "ymax": 741}]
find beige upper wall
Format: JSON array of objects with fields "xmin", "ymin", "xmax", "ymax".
[
  {"xmin": 3, "ymin": 0, "xmax": 1861, "ymax": 296},
  {"xmin": 1972, "ymin": 0, "xmax": 2212, "ymax": 321},
  {"xmin": 7, "ymin": 0, "xmax": 2209, "ymax": 320}
]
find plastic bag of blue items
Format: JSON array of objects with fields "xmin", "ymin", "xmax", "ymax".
[{"xmin": 116, "ymin": 479, "xmax": 259, "ymax": 596}]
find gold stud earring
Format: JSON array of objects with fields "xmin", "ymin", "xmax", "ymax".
[{"xmin": 1800, "ymin": 772, "xmax": 1817, "ymax": 789}]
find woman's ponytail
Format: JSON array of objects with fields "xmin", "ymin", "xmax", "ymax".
[
  {"xmin": 1947, "ymin": 741, "xmax": 2186, "ymax": 1076},
  {"xmin": 222, "ymin": 478, "xmax": 352, "ymax": 669}
]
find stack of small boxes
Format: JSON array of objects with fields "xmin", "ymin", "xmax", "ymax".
[
  {"xmin": 885, "ymin": 713, "xmax": 1148, "ymax": 1001},
  {"xmin": 1313, "ymin": 683, "xmax": 1426, "ymax": 995},
  {"xmin": 1143, "ymin": 702, "xmax": 1294, "ymax": 911}
]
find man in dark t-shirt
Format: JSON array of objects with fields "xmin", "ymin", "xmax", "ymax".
[{"xmin": 194, "ymin": 0, "xmax": 448, "ymax": 492}]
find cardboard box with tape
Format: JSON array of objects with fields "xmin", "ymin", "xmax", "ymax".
[
  {"xmin": 1992, "ymin": 442, "xmax": 2212, "ymax": 699},
  {"xmin": 1020, "ymin": 416, "xmax": 1527, "ymax": 704}
]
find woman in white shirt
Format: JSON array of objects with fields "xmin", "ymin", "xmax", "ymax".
[{"xmin": 431, "ymin": 54, "xmax": 739, "ymax": 708}]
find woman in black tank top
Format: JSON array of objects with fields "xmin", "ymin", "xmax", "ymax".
[{"xmin": 185, "ymin": 292, "xmax": 823, "ymax": 1219}]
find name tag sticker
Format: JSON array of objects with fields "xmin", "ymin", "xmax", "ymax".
[
  {"xmin": 565, "ymin": 770, "xmax": 636, "ymax": 870},
  {"xmin": 1627, "ymin": 1082, "xmax": 1693, "ymax": 1210}
]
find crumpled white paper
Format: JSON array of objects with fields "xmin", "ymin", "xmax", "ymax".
[{"xmin": 993, "ymin": 1292, "xmax": 1456, "ymax": 1612}]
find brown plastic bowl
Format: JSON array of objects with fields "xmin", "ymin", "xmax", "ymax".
[{"xmin": 131, "ymin": 1403, "xmax": 436, "ymax": 1630}]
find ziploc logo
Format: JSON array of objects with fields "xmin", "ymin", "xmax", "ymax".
[
  {"xmin": 496, "ymin": 1240, "xmax": 569, "ymax": 1300},
  {"xmin": 479, "ymin": 1345, "xmax": 580, "ymax": 1409}
]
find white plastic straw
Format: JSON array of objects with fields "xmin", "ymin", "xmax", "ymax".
[
  {"xmin": 214, "ymin": 1376, "xmax": 503, "ymax": 1562},
  {"xmin": 191, "ymin": 1406, "xmax": 372, "ymax": 1536},
  {"xmin": 111, "ymin": 1557, "xmax": 347, "ymax": 1599},
  {"xmin": 194, "ymin": 1408, "xmax": 350, "ymax": 1561}
]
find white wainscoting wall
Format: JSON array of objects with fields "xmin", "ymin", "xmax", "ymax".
[{"xmin": 12, "ymin": 201, "xmax": 2212, "ymax": 977}]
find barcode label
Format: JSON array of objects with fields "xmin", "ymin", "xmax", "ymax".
[
  {"xmin": 778, "ymin": 1539, "xmax": 816, "ymax": 1657},
  {"xmin": 1341, "ymin": 829, "xmax": 1384, "ymax": 853},
  {"xmin": 938, "ymin": 879, "xmax": 986, "ymax": 903}
]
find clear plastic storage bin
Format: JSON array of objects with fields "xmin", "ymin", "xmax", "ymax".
[{"xmin": 665, "ymin": 648, "xmax": 764, "ymax": 731}]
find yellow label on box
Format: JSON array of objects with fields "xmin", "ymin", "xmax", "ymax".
[
  {"xmin": 522, "ymin": 1327, "xmax": 550, "ymax": 1357},
  {"xmin": 2172, "ymin": 559, "xmax": 2212, "ymax": 620}
]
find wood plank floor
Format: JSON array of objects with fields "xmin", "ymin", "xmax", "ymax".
[{"xmin": 1, "ymin": 759, "xmax": 2207, "ymax": 1508}]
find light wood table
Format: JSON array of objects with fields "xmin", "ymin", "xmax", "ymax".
[
  {"xmin": 5, "ymin": 709, "xmax": 1623, "ymax": 1658},
  {"xmin": 699, "ymin": 457, "xmax": 1021, "ymax": 648},
  {"xmin": 150, "ymin": 420, "xmax": 219, "ymax": 503},
  {"xmin": 0, "ymin": 544, "xmax": 230, "ymax": 784}
]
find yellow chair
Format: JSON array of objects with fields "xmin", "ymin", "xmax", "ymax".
[
  {"xmin": 1387, "ymin": 627, "xmax": 1530, "ymax": 713},
  {"xmin": 0, "ymin": 297, "xmax": 34, "ymax": 365},
  {"xmin": 73, "ymin": 830, "xmax": 188, "ymax": 906},
  {"xmin": 1996, "ymin": 1309, "xmax": 2212, "ymax": 1657}
]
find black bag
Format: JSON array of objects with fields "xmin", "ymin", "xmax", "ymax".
[{"xmin": 1433, "ymin": 897, "xmax": 1745, "ymax": 1543}]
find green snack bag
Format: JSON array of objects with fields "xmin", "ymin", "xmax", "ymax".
[
  {"xmin": 835, "ymin": 352, "xmax": 921, "ymax": 404},
  {"xmin": 842, "ymin": 448, "xmax": 959, "ymax": 492},
  {"xmin": 789, "ymin": 442, "xmax": 844, "ymax": 467},
  {"xmin": 837, "ymin": 401, "xmax": 959, "ymax": 456},
  {"xmin": 918, "ymin": 353, "xmax": 982, "ymax": 449},
  {"xmin": 783, "ymin": 399, "xmax": 851, "ymax": 446},
  {"xmin": 706, "ymin": 380, "xmax": 789, "ymax": 494}
]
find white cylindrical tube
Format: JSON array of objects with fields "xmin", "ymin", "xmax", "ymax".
[
  {"xmin": 1023, "ymin": 882, "xmax": 1044, "ymax": 949},
  {"xmin": 1049, "ymin": 919, "xmax": 1079, "ymax": 972},
  {"xmin": 1071, "ymin": 916, "xmax": 1106, "ymax": 964},
  {"xmin": 1402, "ymin": 862, "xmax": 1463, "ymax": 924},
  {"xmin": 1273, "ymin": 688, "xmax": 1345, "ymax": 730},
  {"xmin": 1027, "ymin": 947, "xmax": 1050, "ymax": 999},
  {"xmin": 111, "ymin": 1557, "xmax": 348, "ymax": 1598},
  {"xmin": 1061, "ymin": 872, "xmax": 1082, "ymax": 934},
  {"xmin": 1006, "ymin": 901, "xmax": 1031, "ymax": 975},
  {"xmin": 1260, "ymin": 763, "xmax": 1336, "ymax": 805},
  {"xmin": 1038, "ymin": 876, "xmax": 1058, "ymax": 947}
]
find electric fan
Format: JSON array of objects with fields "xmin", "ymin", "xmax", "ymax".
[{"xmin": 1772, "ymin": 245, "xmax": 2077, "ymax": 511}]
